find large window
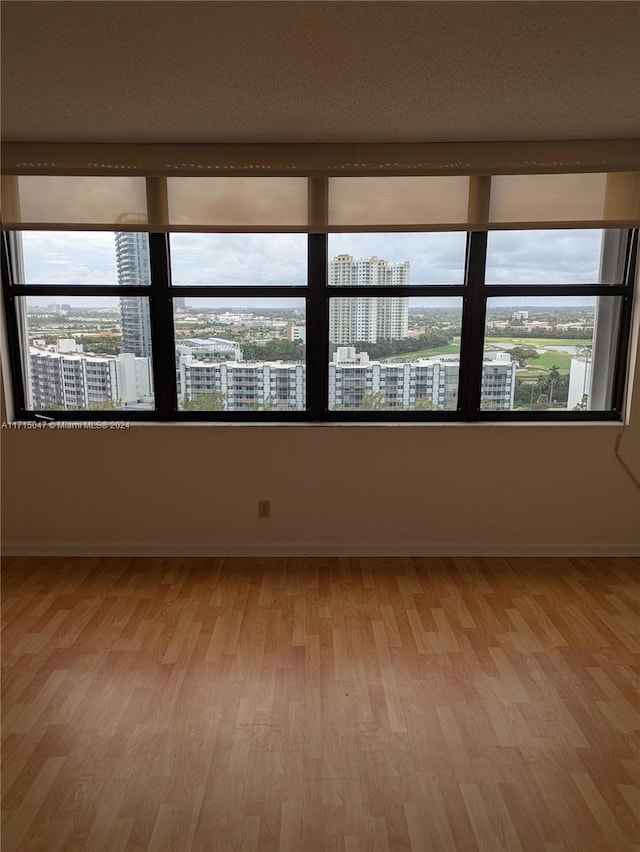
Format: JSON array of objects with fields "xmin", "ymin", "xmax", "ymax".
[{"xmin": 2, "ymin": 226, "xmax": 636, "ymax": 422}]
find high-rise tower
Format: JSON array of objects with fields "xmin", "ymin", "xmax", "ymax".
[
  {"xmin": 115, "ymin": 231, "xmax": 152, "ymax": 357},
  {"xmin": 328, "ymin": 254, "xmax": 409, "ymax": 345}
]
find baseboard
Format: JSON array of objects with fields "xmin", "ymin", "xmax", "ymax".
[{"xmin": 2, "ymin": 542, "xmax": 639, "ymax": 558}]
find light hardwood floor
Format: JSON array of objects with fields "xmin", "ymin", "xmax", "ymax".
[{"xmin": 1, "ymin": 556, "xmax": 639, "ymax": 851}]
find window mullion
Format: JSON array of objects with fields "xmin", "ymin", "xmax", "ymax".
[
  {"xmin": 148, "ymin": 233, "xmax": 177, "ymax": 419},
  {"xmin": 611, "ymin": 229, "xmax": 638, "ymax": 414},
  {"xmin": 307, "ymin": 233, "xmax": 328, "ymax": 420},
  {"xmin": 1, "ymin": 232, "xmax": 27, "ymax": 415},
  {"xmin": 459, "ymin": 231, "xmax": 488, "ymax": 420}
]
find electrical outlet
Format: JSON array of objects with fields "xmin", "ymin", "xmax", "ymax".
[{"xmin": 258, "ymin": 500, "xmax": 271, "ymax": 518}]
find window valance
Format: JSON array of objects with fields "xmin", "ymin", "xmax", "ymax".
[{"xmin": 2, "ymin": 141, "xmax": 639, "ymax": 231}]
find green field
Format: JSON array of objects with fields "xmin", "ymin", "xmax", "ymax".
[
  {"xmin": 517, "ymin": 351, "xmax": 572, "ymax": 377},
  {"xmin": 485, "ymin": 337, "xmax": 591, "ymax": 378},
  {"xmin": 486, "ymin": 336, "xmax": 591, "ymax": 349},
  {"xmin": 389, "ymin": 341, "xmax": 461, "ymax": 361},
  {"xmin": 387, "ymin": 336, "xmax": 590, "ymax": 370}
]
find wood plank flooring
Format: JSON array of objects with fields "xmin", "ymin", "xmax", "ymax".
[{"xmin": 1, "ymin": 556, "xmax": 639, "ymax": 851}]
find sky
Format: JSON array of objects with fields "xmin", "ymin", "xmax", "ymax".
[{"xmin": 20, "ymin": 229, "xmax": 607, "ymax": 309}]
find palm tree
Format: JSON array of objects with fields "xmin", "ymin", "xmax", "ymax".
[{"xmin": 548, "ymin": 364, "xmax": 561, "ymax": 404}]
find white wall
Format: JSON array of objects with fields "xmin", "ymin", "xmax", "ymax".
[
  {"xmin": 2, "ymin": 423, "xmax": 638, "ymax": 555},
  {"xmin": 3, "ymin": 255, "xmax": 639, "ymax": 558}
]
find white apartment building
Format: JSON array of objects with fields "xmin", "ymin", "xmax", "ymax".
[
  {"xmin": 180, "ymin": 357, "xmax": 305, "ymax": 411},
  {"xmin": 29, "ymin": 348, "xmax": 153, "ymax": 410},
  {"xmin": 287, "ymin": 323, "xmax": 307, "ymax": 343},
  {"xmin": 480, "ymin": 351, "xmax": 517, "ymax": 410},
  {"xmin": 176, "ymin": 337, "xmax": 242, "ymax": 363},
  {"xmin": 329, "ymin": 348, "xmax": 515, "ymax": 411},
  {"xmin": 329, "ymin": 254, "xmax": 409, "ymax": 344},
  {"xmin": 567, "ymin": 356, "xmax": 592, "ymax": 409},
  {"xmin": 179, "ymin": 348, "xmax": 515, "ymax": 412}
]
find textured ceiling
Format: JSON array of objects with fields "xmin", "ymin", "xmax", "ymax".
[{"xmin": 2, "ymin": 1, "xmax": 640, "ymax": 144}]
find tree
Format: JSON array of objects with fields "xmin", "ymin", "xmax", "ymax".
[
  {"xmin": 353, "ymin": 331, "xmax": 452, "ymax": 360},
  {"xmin": 548, "ymin": 364, "xmax": 561, "ymax": 404},
  {"xmin": 548, "ymin": 364, "xmax": 561, "ymax": 383},
  {"xmin": 242, "ymin": 340, "xmax": 304, "ymax": 362},
  {"xmin": 533, "ymin": 393, "xmax": 550, "ymax": 410},
  {"xmin": 514, "ymin": 377, "xmax": 537, "ymax": 407},
  {"xmin": 573, "ymin": 393, "xmax": 589, "ymax": 411},
  {"xmin": 82, "ymin": 336, "xmax": 122, "ymax": 356},
  {"xmin": 481, "ymin": 397, "xmax": 498, "ymax": 411},
  {"xmin": 575, "ymin": 345, "xmax": 592, "ymax": 361},
  {"xmin": 245, "ymin": 395, "xmax": 287, "ymax": 412},
  {"xmin": 413, "ymin": 396, "xmax": 437, "ymax": 410},
  {"xmin": 183, "ymin": 392, "xmax": 226, "ymax": 411},
  {"xmin": 358, "ymin": 391, "xmax": 387, "ymax": 410},
  {"xmin": 509, "ymin": 346, "xmax": 540, "ymax": 368},
  {"xmin": 88, "ymin": 398, "xmax": 121, "ymax": 411}
]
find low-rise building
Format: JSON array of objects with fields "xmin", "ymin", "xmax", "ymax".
[
  {"xmin": 29, "ymin": 347, "xmax": 153, "ymax": 410},
  {"xmin": 329, "ymin": 348, "xmax": 515, "ymax": 411},
  {"xmin": 180, "ymin": 358, "xmax": 305, "ymax": 411},
  {"xmin": 179, "ymin": 348, "xmax": 515, "ymax": 412}
]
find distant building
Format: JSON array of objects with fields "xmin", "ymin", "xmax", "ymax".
[
  {"xmin": 179, "ymin": 348, "xmax": 515, "ymax": 412},
  {"xmin": 180, "ymin": 358, "xmax": 305, "ymax": 411},
  {"xmin": 56, "ymin": 338, "xmax": 83, "ymax": 353},
  {"xmin": 287, "ymin": 323, "xmax": 306, "ymax": 343},
  {"xmin": 329, "ymin": 348, "xmax": 515, "ymax": 411},
  {"xmin": 115, "ymin": 231, "xmax": 152, "ymax": 357},
  {"xmin": 329, "ymin": 255, "xmax": 409, "ymax": 344},
  {"xmin": 480, "ymin": 351, "xmax": 517, "ymax": 410},
  {"xmin": 176, "ymin": 337, "xmax": 242, "ymax": 363},
  {"xmin": 568, "ymin": 356, "xmax": 592, "ymax": 409},
  {"xmin": 29, "ymin": 347, "xmax": 153, "ymax": 410}
]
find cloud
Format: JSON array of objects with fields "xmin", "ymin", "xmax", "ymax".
[
  {"xmin": 21, "ymin": 231, "xmax": 118, "ymax": 284},
  {"xmin": 171, "ymin": 233, "xmax": 307, "ymax": 286},
  {"xmin": 328, "ymin": 232, "xmax": 466, "ymax": 285},
  {"xmin": 21, "ymin": 229, "xmax": 608, "ymax": 309},
  {"xmin": 486, "ymin": 230, "xmax": 604, "ymax": 284}
]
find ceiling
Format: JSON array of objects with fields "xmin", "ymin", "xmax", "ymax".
[{"xmin": 2, "ymin": 1, "xmax": 639, "ymax": 145}]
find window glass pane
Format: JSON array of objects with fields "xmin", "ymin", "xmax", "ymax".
[
  {"xmin": 328, "ymin": 297, "xmax": 462, "ymax": 411},
  {"xmin": 169, "ymin": 233, "xmax": 307, "ymax": 286},
  {"xmin": 20, "ymin": 296, "xmax": 154, "ymax": 411},
  {"xmin": 485, "ymin": 229, "xmax": 623, "ymax": 285},
  {"xmin": 174, "ymin": 298, "xmax": 305, "ymax": 411},
  {"xmin": 328, "ymin": 233, "xmax": 466, "ymax": 286},
  {"xmin": 13, "ymin": 231, "xmax": 150, "ymax": 286},
  {"xmin": 482, "ymin": 295, "xmax": 622, "ymax": 412}
]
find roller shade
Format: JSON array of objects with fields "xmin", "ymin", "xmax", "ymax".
[
  {"xmin": 327, "ymin": 176, "xmax": 470, "ymax": 228},
  {"xmin": 1, "ymin": 175, "xmax": 148, "ymax": 229},
  {"xmin": 489, "ymin": 173, "xmax": 640, "ymax": 227},
  {"xmin": 2, "ymin": 141, "xmax": 639, "ymax": 231},
  {"xmin": 166, "ymin": 177, "xmax": 307, "ymax": 228}
]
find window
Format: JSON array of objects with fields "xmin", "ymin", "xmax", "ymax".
[
  {"xmin": 2, "ymin": 226, "xmax": 636, "ymax": 423},
  {"xmin": 1, "ymin": 162, "xmax": 637, "ymax": 423}
]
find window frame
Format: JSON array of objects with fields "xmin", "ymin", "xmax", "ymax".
[{"xmin": 1, "ymin": 228, "xmax": 637, "ymax": 424}]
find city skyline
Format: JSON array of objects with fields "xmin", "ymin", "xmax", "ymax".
[{"xmin": 19, "ymin": 229, "xmax": 603, "ymax": 414}]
